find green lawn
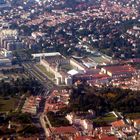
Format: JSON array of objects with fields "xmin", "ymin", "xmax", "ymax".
[
  {"xmin": 0, "ymin": 97, "xmax": 18, "ymax": 112},
  {"xmin": 93, "ymin": 113, "xmax": 117, "ymax": 123},
  {"xmin": 36, "ymin": 64, "xmax": 55, "ymax": 79},
  {"xmin": 102, "ymin": 113, "xmax": 117, "ymax": 122}
]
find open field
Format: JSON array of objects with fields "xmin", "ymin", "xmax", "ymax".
[
  {"xmin": 93, "ymin": 113, "xmax": 117, "ymax": 124},
  {"xmin": 36, "ymin": 64, "xmax": 55, "ymax": 79},
  {"xmin": 101, "ymin": 113, "xmax": 117, "ymax": 122},
  {"xmin": 0, "ymin": 97, "xmax": 18, "ymax": 112}
]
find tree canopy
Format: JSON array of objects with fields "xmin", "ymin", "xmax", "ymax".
[{"xmin": 67, "ymin": 84, "xmax": 140, "ymax": 115}]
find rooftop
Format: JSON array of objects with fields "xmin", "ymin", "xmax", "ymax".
[
  {"xmin": 102, "ymin": 65, "xmax": 136, "ymax": 74},
  {"xmin": 111, "ymin": 120, "xmax": 126, "ymax": 127},
  {"xmin": 90, "ymin": 56, "xmax": 111, "ymax": 65},
  {"xmin": 52, "ymin": 126, "xmax": 78, "ymax": 134},
  {"xmin": 95, "ymin": 135, "xmax": 118, "ymax": 140},
  {"xmin": 134, "ymin": 119, "xmax": 140, "ymax": 124},
  {"xmin": 74, "ymin": 136, "xmax": 94, "ymax": 140}
]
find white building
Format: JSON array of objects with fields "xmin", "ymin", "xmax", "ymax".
[
  {"xmin": 1, "ymin": 48, "xmax": 12, "ymax": 58},
  {"xmin": 0, "ymin": 58, "xmax": 12, "ymax": 66},
  {"xmin": 66, "ymin": 113, "xmax": 93, "ymax": 130}
]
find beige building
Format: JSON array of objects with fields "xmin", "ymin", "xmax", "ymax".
[
  {"xmin": 40, "ymin": 54, "xmax": 72, "ymax": 85},
  {"xmin": 70, "ymin": 58, "xmax": 86, "ymax": 71},
  {"xmin": 101, "ymin": 65, "xmax": 136, "ymax": 78}
]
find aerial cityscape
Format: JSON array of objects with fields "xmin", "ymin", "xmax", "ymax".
[{"xmin": 0, "ymin": 0, "xmax": 140, "ymax": 139}]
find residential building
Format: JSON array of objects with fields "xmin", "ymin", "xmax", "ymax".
[{"xmin": 101, "ymin": 65, "xmax": 136, "ymax": 78}]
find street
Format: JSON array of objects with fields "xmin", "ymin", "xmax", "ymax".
[{"xmin": 22, "ymin": 62, "xmax": 57, "ymax": 139}]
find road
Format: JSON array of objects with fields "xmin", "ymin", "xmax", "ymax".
[
  {"xmin": 22, "ymin": 62, "xmax": 57, "ymax": 139},
  {"xmin": 22, "ymin": 62, "xmax": 69, "ymax": 139},
  {"xmin": 39, "ymin": 113, "xmax": 51, "ymax": 138}
]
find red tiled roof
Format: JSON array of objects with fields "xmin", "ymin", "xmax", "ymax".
[
  {"xmin": 74, "ymin": 136, "xmax": 94, "ymax": 140},
  {"xmin": 75, "ymin": 73, "xmax": 109, "ymax": 79},
  {"xmin": 92, "ymin": 74, "xmax": 110, "ymax": 79},
  {"xmin": 52, "ymin": 126, "xmax": 78, "ymax": 134},
  {"xmin": 98, "ymin": 135, "xmax": 118, "ymax": 140},
  {"xmin": 134, "ymin": 119, "xmax": 140, "ymax": 124},
  {"xmin": 102, "ymin": 65, "xmax": 135, "ymax": 74},
  {"xmin": 111, "ymin": 120, "xmax": 126, "ymax": 127}
]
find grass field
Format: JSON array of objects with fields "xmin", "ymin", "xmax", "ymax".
[
  {"xmin": 102, "ymin": 113, "xmax": 117, "ymax": 122},
  {"xmin": 0, "ymin": 97, "xmax": 18, "ymax": 112},
  {"xmin": 36, "ymin": 64, "xmax": 55, "ymax": 79},
  {"xmin": 93, "ymin": 113, "xmax": 117, "ymax": 123}
]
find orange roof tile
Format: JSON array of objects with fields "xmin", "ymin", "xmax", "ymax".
[
  {"xmin": 52, "ymin": 126, "xmax": 78, "ymax": 134},
  {"xmin": 102, "ymin": 65, "xmax": 135, "ymax": 74},
  {"xmin": 74, "ymin": 136, "xmax": 94, "ymax": 140},
  {"xmin": 98, "ymin": 135, "xmax": 118, "ymax": 140},
  {"xmin": 134, "ymin": 119, "xmax": 140, "ymax": 124},
  {"xmin": 111, "ymin": 120, "xmax": 126, "ymax": 127}
]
